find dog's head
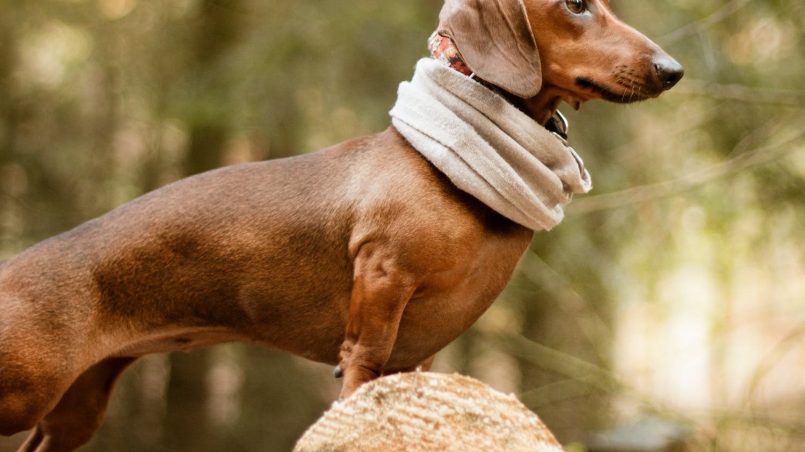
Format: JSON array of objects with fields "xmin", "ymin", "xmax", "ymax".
[{"xmin": 438, "ymin": 0, "xmax": 683, "ymax": 123}]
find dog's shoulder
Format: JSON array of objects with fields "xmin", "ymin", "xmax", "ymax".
[
  {"xmin": 342, "ymin": 128, "xmax": 530, "ymax": 269},
  {"xmin": 345, "ymin": 128, "xmax": 478, "ymax": 220}
]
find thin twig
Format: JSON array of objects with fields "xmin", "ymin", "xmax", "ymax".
[
  {"xmin": 657, "ymin": 0, "xmax": 753, "ymax": 45},
  {"xmin": 742, "ymin": 323, "xmax": 805, "ymax": 411},
  {"xmin": 568, "ymin": 130, "xmax": 805, "ymax": 215},
  {"xmin": 700, "ymin": 408, "xmax": 805, "ymax": 436},
  {"xmin": 490, "ymin": 331, "xmax": 805, "ymax": 438},
  {"xmin": 517, "ymin": 249, "xmax": 614, "ymax": 364},
  {"xmin": 485, "ymin": 332, "xmax": 680, "ymax": 417},
  {"xmin": 485, "ymin": 332, "xmax": 621, "ymax": 391},
  {"xmin": 674, "ymin": 79, "xmax": 805, "ymax": 108}
]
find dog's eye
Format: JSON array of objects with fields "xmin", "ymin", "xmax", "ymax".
[{"xmin": 565, "ymin": 0, "xmax": 587, "ymax": 14}]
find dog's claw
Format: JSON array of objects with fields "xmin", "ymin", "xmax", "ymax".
[{"xmin": 333, "ymin": 365, "xmax": 343, "ymax": 379}]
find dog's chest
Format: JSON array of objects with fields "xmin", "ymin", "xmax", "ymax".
[{"xmin": 386, "ymin": 222, "xmax": 532, "ymax": 368}]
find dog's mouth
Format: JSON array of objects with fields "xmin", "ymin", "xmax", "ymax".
[{"xmin": 575, "ymin": 77, "xmax": 657, "ymax": 104}]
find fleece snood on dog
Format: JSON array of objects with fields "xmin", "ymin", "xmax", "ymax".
[{"xmin": 390, "ymin": 58, "xmax": 592, "ymax": 231}]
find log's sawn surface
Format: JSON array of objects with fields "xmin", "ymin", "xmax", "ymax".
[{"xmin": 294, "ymin": 372, "xmax": 563, "ymax": 452}]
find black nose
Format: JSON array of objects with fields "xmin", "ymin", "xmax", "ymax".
[{"xmin": 653, "ymin": 55, "xmax": 684, "ymax": 90}]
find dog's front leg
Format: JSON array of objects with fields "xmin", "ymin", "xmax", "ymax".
[{"xmin": 337, "ymin": 241, "xmax": 417, "ymax": 399}]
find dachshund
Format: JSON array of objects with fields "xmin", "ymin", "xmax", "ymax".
[{"xmin": 0, "ymin": 0, "xmax": 682, "ymax": 450}]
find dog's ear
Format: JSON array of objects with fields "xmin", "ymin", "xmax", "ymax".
[{"xmin": 438, "ymin": 0, "xmax": 542, "ymax": 98}]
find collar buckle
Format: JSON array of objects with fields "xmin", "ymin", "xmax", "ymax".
[{"xmin": 546, "ymin": 110, "xmax": 569, "ymax": 140}]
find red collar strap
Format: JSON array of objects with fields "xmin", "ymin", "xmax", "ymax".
[
  {"xmin": 427, "ymin": 31, "xmax": 569, "ymax": 139},
  {"xmin": 428, "ymin": 32, "xmax": 474, "ymax": 77}
]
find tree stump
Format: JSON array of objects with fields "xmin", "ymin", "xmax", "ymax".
[{"xmin": 294, "ymin": 372, "xmax": 563, "ymax": 451}]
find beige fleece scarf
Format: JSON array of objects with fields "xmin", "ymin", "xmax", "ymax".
[{"xmin": 390, "ymin": 58, "xmax": 592, "ymax": 231}]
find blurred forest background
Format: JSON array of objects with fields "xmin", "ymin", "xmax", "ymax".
[{"xmin": 0, "ymin": 0, "xmax": 803, "ymax": 451}]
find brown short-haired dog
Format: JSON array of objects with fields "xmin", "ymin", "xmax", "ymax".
[{"xmin": 0, "ymin": 0, "xmax": 682, "ymax": 450}]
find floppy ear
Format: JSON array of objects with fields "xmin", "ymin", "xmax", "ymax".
[{"xmin": 438, "ymin": 0, "xmax": 542, "ymax": 98}]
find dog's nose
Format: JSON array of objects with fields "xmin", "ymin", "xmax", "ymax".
[{"xmin": 653, "ymin": 55, "xmax": 684, "ymax": 90}]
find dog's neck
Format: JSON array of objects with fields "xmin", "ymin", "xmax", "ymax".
[
  {"xmin": 390, "ymin": 58, "xmax": 592, "ymax": 231},
  {"xmin": 428, "ymin": 32, "xmax": 567, "ymax": 136}
]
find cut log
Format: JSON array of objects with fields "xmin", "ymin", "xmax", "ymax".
[{"xmin": 294, "ymin": 372, "xmax": 563, "ymax": 451}]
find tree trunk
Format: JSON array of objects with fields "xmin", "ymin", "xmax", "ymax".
[{"xmin": 295, "ymin": 372, "xmax": 563, "ymax": 452}]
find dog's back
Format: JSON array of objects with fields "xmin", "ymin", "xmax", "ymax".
[{"xmin": 0, "ymin": 129, "xmax": 499, "ymax": 365}]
